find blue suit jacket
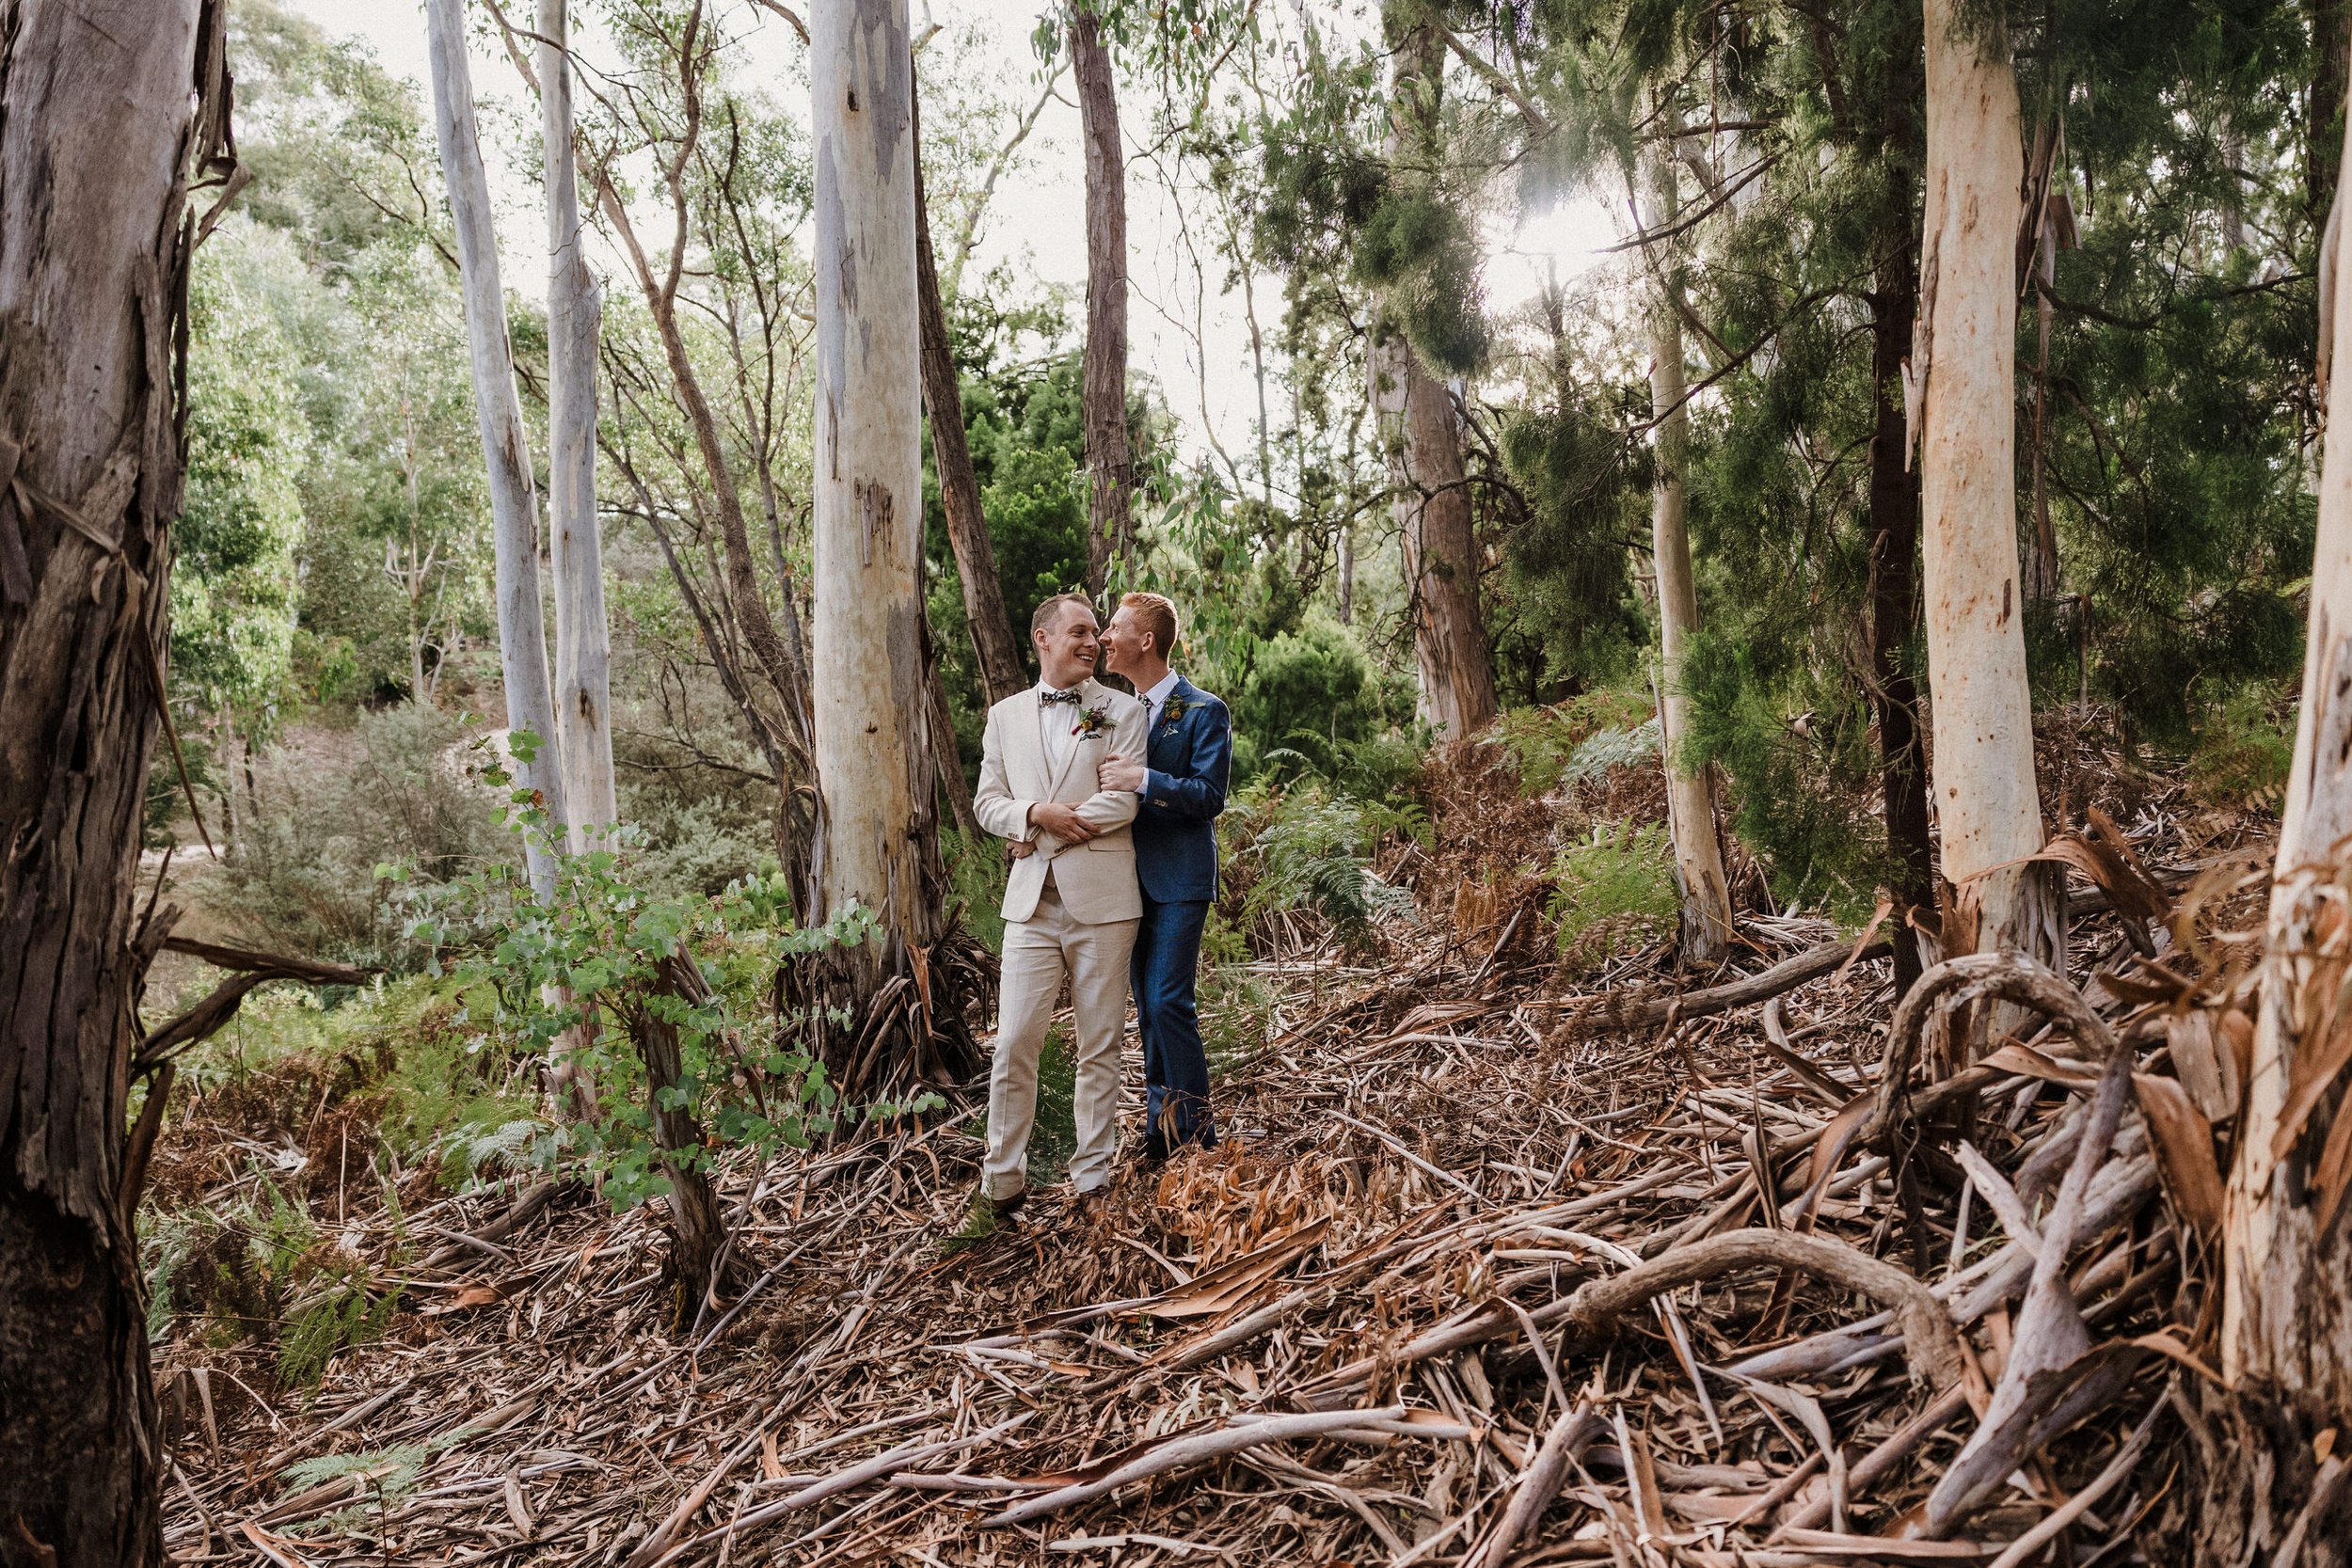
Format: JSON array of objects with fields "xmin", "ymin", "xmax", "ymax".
[{"xmin": 1133, "ymin": 674, "xmax": 1231, "ymax": 904}]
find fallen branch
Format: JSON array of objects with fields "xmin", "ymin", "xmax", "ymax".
[
  {"xmin": 982, "ymin": 1406, "xmax": 1419, "ymax": 1528},
  {"xmin": 1552, "ymin": 1227, "xmax": 1965, "ymax": 1390},
  {"xmin": 1551, "ymin": 940, "xmax": 1892, "ymax": 1036}
]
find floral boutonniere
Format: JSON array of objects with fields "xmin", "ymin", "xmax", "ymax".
[
  {"xmin": 1071, "ymin": 705, "xmax": 1110, "ymax": 740},
  {"xmin": 1158, "ymin": 696, "xmax": 1191, "ymax": 730}
]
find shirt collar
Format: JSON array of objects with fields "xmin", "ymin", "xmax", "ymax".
[
  {"xmin": 1143, "ymin": 670, "xmax": 1182, "ymax": 708},
  {"xmin": 1037, "ymin": 677, "xmax": 1088, "ymax": 700}
]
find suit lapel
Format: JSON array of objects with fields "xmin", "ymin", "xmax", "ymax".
[
  {"xmin": 1042, "ymin": 680, "xmax": 1089, "ymax": 798},
  {"xmin": 1147, "ymin": 675, "xmax": 1194, "ymax": 767}
]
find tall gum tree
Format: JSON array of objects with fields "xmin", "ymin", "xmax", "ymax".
[
  {"xmin": 426, "ymin": 0, "xmax": 571, "ymax": 895},
  {"xmin": 1914, "ymin": 0, "xmax": 2062, "ymax": 982},
  {"xmin": 2212, "ymin": 77, "xmax": 2352, "ymax": 1555},
  {"xmin": 540, "ymin": 0, "xmax": 616, "ymax": 849},
  {"xmin": 0, "ymin": 2, "xmax": 225, "ymax": 1559},
  {"xmin": 806, "ymin": 0, "xmax": 980, "ymax": 1095},
  {"xmin": 1073, "ymin": 3, "xmax": 1137, "ymax": 594},
  {"xmin": 1372, "ymin": 23, "xmax": 1497, "ymax": 741},
  {"xmin": 1642, "ymin": 133, "xmax": 1734, "ymax": 967}
]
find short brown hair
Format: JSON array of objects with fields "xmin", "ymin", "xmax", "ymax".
[
  {"xmin": 1118, "ymin": 592, "xmax": 1180, "ymax": 659},
  {"xmin": 1031, "ymin": 591, "xmax": 1096, "ymax": 639}
]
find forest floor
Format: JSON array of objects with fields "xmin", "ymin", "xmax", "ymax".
[{"xmin": 151, "ymin": 731, "xmax": 2278, "ymax": 1568}]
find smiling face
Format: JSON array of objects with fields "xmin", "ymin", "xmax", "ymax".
[
  {"xmin": 1033, "ymin": 599, "xmax": 1102, "ymax": 691},
  {"xmin": 1099, "ymin": 604, "xmax": 1157, "ymax": 680}
]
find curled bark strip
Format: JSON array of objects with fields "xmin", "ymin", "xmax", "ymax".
[
  {"xmin": 1555, "ymin": 1227, "xmax": 1964, "ymax": 1390},
  {"xmin": 982, "ymin": 1406, "xmax": 1411, "ymax": 1528},
  {"xmin": 1872, "ymin": 951, "xmax": 2119, "ymax": 1150}
]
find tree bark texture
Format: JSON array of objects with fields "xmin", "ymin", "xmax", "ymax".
[
  {"xmin": 812, "ymin": 0, "xmax": 935, "ymax": 960},
  {"xmin": 1914, "ymin": 0, "xmax": 2062, "ymax": 973},
  {"xmin": 1373, "ymin": 334, "xmax": 1499, "ymax": 739},
  {"xmin": 539, "ymin": 0, "xmax": 616, "ymax": 850},
  {"xmin": 2196, "ymin": 89, "xmax": 2352, "ymax": 1560},
  {"xmin": 2227, "ymin": 85, "xmax": 2352, "ymax": 1411},
  {"xmin": 1870, "ymin": 164, "xmax": 1935, "ymax": 999},
  {"xmin": 1073, "ymin": 8, "xmax": 1136, "ymax": 594},
  {"xmin": 0, "ymin": 3, "xmax": 220, "ymax": 1560},
  {"xmin": 634, "ymin": 955, "xmax": 729, "ymax": 1331},
  {"xmin": 1370, "ymin": 27, "xmax": 1498, "ymax": 741},
  {"xmin": 1643, "ymin": 144, "xmax": 1733, "ymax": 966},
  {"xmin": 914, "ymin": 73, "xmax": 1026, "ymax": 705},
  {"xmin": 427, "ymin": 0, "xmax": 569, "ymax": 898}
]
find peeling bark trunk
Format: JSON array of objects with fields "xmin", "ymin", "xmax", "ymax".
[
  {"xmin": 1073, "ymin": 8, "xmax": 1136, "ymax": 594},
  {"xmin": 540, "ymin": 0, "xmax": 615, "ymax": 851},
  {"xmin": 914, "ymin": 73, "xmax": 1025, "ymax": 705},
  {"xmin": 1643, "ymin": 144, "xmax": 1733, "ymax": 966},
  {"xmin": 1870, "ymin": 157, "xmax": 1934, "ymax": 999},
  {"xmin": 0, "ymin": 3, "xmax": 219, "ymax": 1560},
  {"xmin": 428, "ymin": 0, "xmax": 569, "ymax": 897},
  {"xmin": 1915, "ymin": 0, "xmax": 2062, "ymax": 976},
  {"xmin": 1369, "ymin": 27, "xmax": 1497, "ymax": 741},
  {"xmin": 812, "ymin": 0, "xmax": 935, "ymax": 962},
  {"xmin": 2221, "ymin": 79, "xmax": 2352, "ymax": 1511},
  {"xmin": 1373, "ymin": 334, "xmax": 1500, "ymax": 739}
]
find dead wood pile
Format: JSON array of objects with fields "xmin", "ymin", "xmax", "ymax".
[{"xmin": 156, "ymin": 770, "xmax": 2278, "ymax": 1567}]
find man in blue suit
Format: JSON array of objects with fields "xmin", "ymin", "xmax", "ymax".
[{"xmin": 1098, "ymin": 592, "xmax": 1231, "ymax": 1163}]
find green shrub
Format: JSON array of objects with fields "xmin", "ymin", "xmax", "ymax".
[
  {"xmin": 192, "ymin": 703, "xmax": 506, "ymax": 968},
  {"xmin": 1492, "ymin": 689, "xmax": 1659, "ymax": 797},
  {"xmin": 1217, "ymin": 782, "xmax": 1422, "ymax": 953},
  {"xmin": 392, "ymin": 753, "xmax": 875, "ymax": 1212},
  {"xmin": 1229, "ymin": 613, "xmax": 1413, "ymax": 785},
  {"xmin": 1546, "ymin": 822, "xmax": 1679, "ymax": 970},
  {"xmin": 2188, "ymin": 679, "xmax": 2294, "ymax": 808}
]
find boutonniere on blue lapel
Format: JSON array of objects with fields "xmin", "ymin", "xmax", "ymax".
[
  {"xmin": 1072, "ymin": 705, "xmax": 1110, "ymax": 739},
  {"xmin": 1158, "ymin": 696, "xmax": 1190, "ymax": 729}
]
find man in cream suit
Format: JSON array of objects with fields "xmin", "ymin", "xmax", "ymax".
[{"xmin": 946, "ymin": 593, "xmax": 1150, "ymax": 1247}]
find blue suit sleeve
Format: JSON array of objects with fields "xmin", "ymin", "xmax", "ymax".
[{"xmin": 1141, "ymin": 700, "xmax": 1231, "ymax": 822}]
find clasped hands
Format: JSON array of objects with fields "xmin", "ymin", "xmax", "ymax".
[{"xmin": 1009, "ymin": 753, "xmax": 1147, "ymax": 862}]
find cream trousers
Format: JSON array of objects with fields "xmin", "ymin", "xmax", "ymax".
[{"xmin": 983, "ymin": 884, "xmax": 1139, "ymax": 1199}]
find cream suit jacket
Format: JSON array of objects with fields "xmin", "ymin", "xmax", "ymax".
[{"xmin": 974, "ymin": 678, "xmax": 1149, "ymax": 925}]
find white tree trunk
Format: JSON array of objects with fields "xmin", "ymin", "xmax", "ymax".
[
  {"xmin": 811, "ymin": 0, "xmax": 932, "ymax": 957},
  {"xmin": 2223, "ymin": 91, "xmax": 2352, "ymax": 1399},
  {"xmin": 1915, "ymin": 0, "xmax": 2058, "ymax": 972},
  {"xmin": 1644, "ymin": 147, "xmax": 1733, "ymax": 967},
  {"xmin": 539, "ymin": 0, "xmax": 614, "ymax": 853},
  {"xmin": 426, "ymin": 0, "xmax": 567, "ymax": 897}
]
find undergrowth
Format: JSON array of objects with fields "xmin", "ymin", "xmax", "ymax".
[{"xmin": 1546, "ymin": 821, "xmax": 1678, "ymax": 971}]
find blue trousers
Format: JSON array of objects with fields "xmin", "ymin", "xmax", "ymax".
[{"xmin": 1132, "ymin": 895, "xmax": 1216, "ymax": 1156}]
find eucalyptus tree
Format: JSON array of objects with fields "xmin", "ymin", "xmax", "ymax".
[
  {"xmin": 540, "ymin": 0, "xmax": 618, "ymax": 850},
  {"xmin": 0, "ymin": 3, "xmax": 232, "ymax": 1556},
  {"xmin": 1071, "ymin": 2, "xmax": 1139, "ymax": 593},
  {"xmin": 425, "ymin": 0, "xmax": 571, "ymax": 896},
  {"xmin": 806, "ymin": 0, "xmax": 983, "ymax": 1091}
]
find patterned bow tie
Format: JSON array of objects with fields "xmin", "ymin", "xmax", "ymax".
[{"xmin": 1039, "ymin": 688, "xmax": 1080, "ymax": 705}]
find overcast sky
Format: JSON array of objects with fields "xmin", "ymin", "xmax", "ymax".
[{"xmin": 287, "ymin": 0, "xmax": 1615, "ymax": 477}]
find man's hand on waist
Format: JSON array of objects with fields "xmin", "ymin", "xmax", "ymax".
[{"xmin": 1027, "ymin": 801, "xmax": 1097, "ymax": 844}]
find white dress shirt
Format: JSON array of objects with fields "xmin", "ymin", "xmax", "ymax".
[
  {"xmin": 1038, "ymin": 681, "xmax": 1084, "ymax": 775},
  {"xmin": 1140, "ymin": 670, "xmax": 1181, "ymax": 736}
]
